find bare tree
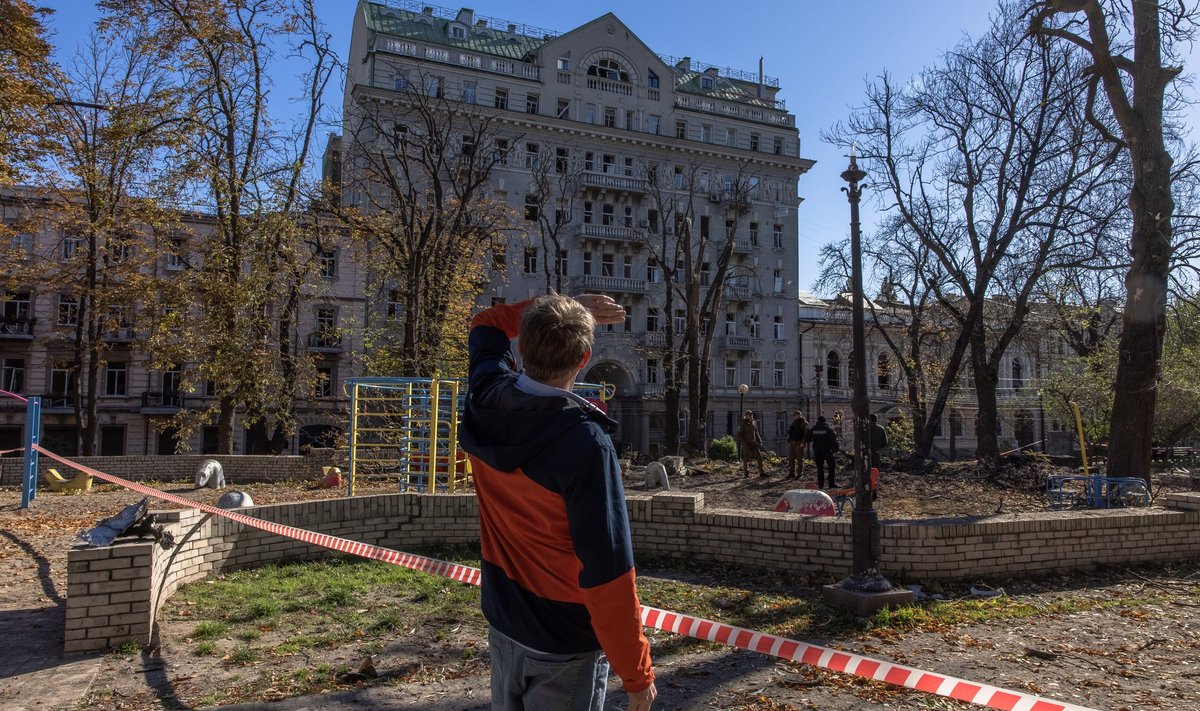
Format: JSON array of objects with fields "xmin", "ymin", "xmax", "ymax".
[
  {"xmin": 1028, "ymin": 0, "xmax": 1198, "ymax": 479},
  {"xmin": 828, "ymin": 6, "xmax": 1122, "ymax": 461},
  {"xmin": 525, "ymin": 145, "xmax": 585, "ymax": 294},
  {"xmin": 340, "ymin": 68, "xmax": 513, "ymax": 377},
  {"xmin": 638, "ymin": 160, "xmax": 758, "ymax": 455},
  {"xmin": 818, "ymin": 219, "xmax": 957, "ymax": 456}
]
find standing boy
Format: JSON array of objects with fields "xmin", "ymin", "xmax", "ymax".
[{"xmin": 461, "ymin": 293, "xmax": 657, "ymax": 711}]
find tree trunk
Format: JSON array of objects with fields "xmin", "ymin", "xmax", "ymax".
[
  {"xmin": 1107, "ymin": 159, "xmax": 1172, "ymax": 481},
  {"xmin": 217, "ymin": 395, "xmax": 237, "ymax": 454},
  {"xmin": 664, "ymin": 384, "xmax": 680, "ymax": 457},
  {"xmin": 82, "ymin": 349, "xmax": 99, "ymax": 457},
  {"xmin": 972, "ymin": 339, "xmax": 1000, "ymax": 463},
  {"xmin": 906, "ymin": 377, "xmax": 925, "ymax": 453}
]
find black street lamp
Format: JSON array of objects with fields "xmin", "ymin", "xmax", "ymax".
[{"xmin": 823, "ymin": 149, "xmax": 910, "ymax": 614}]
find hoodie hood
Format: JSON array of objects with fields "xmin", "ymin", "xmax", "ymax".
[{"xmin": 461, "ymin": 372, "xmax": 618, "ymax": 472}]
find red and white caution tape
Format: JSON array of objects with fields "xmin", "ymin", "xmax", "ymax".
[
  {"xmin": 39, "ymin": 445, "xmax": 1099, "ymax": 711},
  {"xmin": 639, "ymin": 605, "xmax": 1096, "ymax": 710},
  {"xmin": 34, "ymin": 446, "xmax": 480, "ymax": 586}
]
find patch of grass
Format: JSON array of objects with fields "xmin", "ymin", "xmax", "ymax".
[
  {"xmin": 192, "ymin": 620, "xmax": 228, "ymax": 640},
  {"xmin": 241, "ymin": 597, "xmax": 282, "ymax": 621},
  {"xmin": 115, "ymin": 640, "xmax": 142, "ymax": 656},
  {"xmin": 194, "ymin": 641, "xmax": 216, "ymax": 656},
  {"xmin": 228, "ymin": 646, "xmax": 259, "ymax": 664},
  {"xmin": 237, "ymin": 628, "xmax": 262, "ymax": 641},
  {"xmin": 371, "ymin": 609, "xmax": 402, "ymax": 633}
]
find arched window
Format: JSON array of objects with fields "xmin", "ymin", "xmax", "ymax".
[
  {"xmin": 877, "ymin": 353, "xmax": 891, "ymax": 389},
  {"xmin": 1011, "ymin": 358, "xmax": 1024, "ymax": 390},
  {"xmin": 826, "ymin": 351, "xmax": 840, "ymax": 388},
  {"xmin": 587, "ymin": 58, "xmax": 630, "ymax": 82}
]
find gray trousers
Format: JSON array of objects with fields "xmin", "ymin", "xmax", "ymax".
[{"xmin": 489, "ymin": 626, "xmax": 610, "ymax": 711}]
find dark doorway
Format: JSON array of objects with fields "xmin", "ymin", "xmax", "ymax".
[
  {"xmin": 100, "ymin": 425, "xmax": 125, "ymax": 456},
  {"xmin": 42, "ymin": 427, "xmax": 79, "ymax": 457},
  {"xmin": 1014, "ymin": 410, "xmax": 1035, "ymax": 448},
  {"xmin": 201, "ymin": 426, "xmax": 218, "ymax": 454},
  {"xmin": 157, "ymin": 426, "xmax": 182, "ymax": 455},
  {"xmin": 0, "ymin": 426, "xmax": 20, "ymax": 456}
]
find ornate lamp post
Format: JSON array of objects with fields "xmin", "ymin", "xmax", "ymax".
[
  {"xmin": 823, "ymin": 149, "xmax": 911, "ymax": 614},
  {"xmin": 738, "ymin": 382, "xmax": 748, "ymax": 414}
]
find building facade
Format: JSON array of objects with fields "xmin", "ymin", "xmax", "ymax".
[
  {"xmin": 338, "ymin": 0, "xmax": 815, "ymax": 457},
  {"xmin": 796, "ymin": 293, "xmax": 1074, "ymax": 458},
  {"xmin": 0, "ymin": 193, "xmax": 362, "ymax": 456}
]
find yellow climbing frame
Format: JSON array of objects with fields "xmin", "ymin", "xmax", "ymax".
[{"xmin": 345, "ymin": 377, "xmax": 612, "ymax": 496}]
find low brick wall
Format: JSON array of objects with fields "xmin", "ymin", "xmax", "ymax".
[
  {"xmin": 64, "ymin": 490, "xmax": 1200, "ymax": 654},
  {"xmin": 2, "ymin": 451, "xmax": 343, "ymax": 487}
]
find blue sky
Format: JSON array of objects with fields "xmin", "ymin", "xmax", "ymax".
[{"xmin": 35, "ymin": 0, "xmax": 1193, "ymax": 292}]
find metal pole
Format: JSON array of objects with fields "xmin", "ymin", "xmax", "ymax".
[
  {"xmin": 21, "ymin": 397, "xmax": 42, "ymax": 509},
  {"xmin": 347, "ymin": 383, "xmax": 358, "ymax": 497},
  {"xmin": 841, "ymin": 153, "xmax": 889, "ymax": 591}
]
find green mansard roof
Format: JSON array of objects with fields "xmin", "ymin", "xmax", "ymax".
[{"xmin": 364, "ymin": 2, "xmax": 547, "ymax": 62}]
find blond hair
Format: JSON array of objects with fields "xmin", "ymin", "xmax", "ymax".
[{"xmin": 519, "ymin": 295, "xmax": 594, "ymax": 382}]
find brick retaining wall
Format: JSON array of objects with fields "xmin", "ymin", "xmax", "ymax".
[
  {"xmin": 1, "ymin": 450, "xmax": 344, "ymax": 487},
  {"xmin": 64, "ymin": 490, "xmax": 1200, "ymax": 654}
]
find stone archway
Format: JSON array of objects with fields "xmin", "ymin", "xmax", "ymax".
[{"xmin": 583, "ymin": 360, "xmax": 642, "ymax": 455}]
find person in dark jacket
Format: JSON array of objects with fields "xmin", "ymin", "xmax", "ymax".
[
  {"xmin": 786, "ymin": 411, "xmax": 809, "ymax": 480},
  {"xmin": 461, "ymin": 293, "xmax": 657, "ymax": 711},
  {"xmin": 868, "ymin": 413, "xmax": 889, "ymax": 470},
  {"xmin": 808, "ymin": 415, "xmax": 840, "ymax": 489},
  {"xmin": 736, "ymin": 410, "xmax": 766, "ymax": 478}
]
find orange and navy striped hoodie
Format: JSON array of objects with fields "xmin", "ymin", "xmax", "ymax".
[{"xmin": 460, "ymin": 298, "xmax": 654, "ymax": 693}]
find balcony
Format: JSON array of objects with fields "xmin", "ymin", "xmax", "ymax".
[
  {"xmin": 581, "ymin": 171, "xmax": 648, "ymax": 193},
  {"xmin": 40, "ymin": 394, "xmax": 77, "ymax": 412},
  {"xmin": 732, "ymin": 240, "xmax": 753, "ymax": 254},
  {"xmin": 0, "ymin": 318, "xmax": 35, "ymax": 339},
  {"xmin": 102, "ymin": 327, "xmax": 137, "ymax": 344},
  {"xmin": 570, "ymin": 275, "xmax": 648, "ymax": 295},
  {"xmin": 720, "ymin": 335, "xmax": 755, "ymax": 351},
  {"xmin": 724, "ymin": 285, "xmax": 752, "ymax": 302},
  {"xmin": 306, "ymin": 331, "xmax": 343, "ymax": 353},
  {"xmin": 585, "ymin": 76, "xmax": 633, "ymax": 96},
  {"xmin": 141, "ymin": 390, "xmax": 185, "ymax": 414},
  {"xmin": 643, "ymin": 332, "xmax": 667, "ymax": 348},
  {"xmin": 578, "ymin": 223, "xmax": 642, "ymax": 245},
  {"xmin": 673, "ymin": 94, "xmax": 794, "ymax": 127},
  {"xmin": 374, "ymin": 37, "xmax": 540, "ymax": 81}
]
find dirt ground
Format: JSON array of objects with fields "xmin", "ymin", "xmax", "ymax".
[{"xmin": 1, "ymin": 458, "xmax": 1198, "ymax": 710}]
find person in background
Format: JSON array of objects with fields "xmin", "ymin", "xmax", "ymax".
[
  {"xmin": 462, "ymin": 293, "xmax": 657, "ymax": 711},
  {"xmin": 736, "ymin": 410, "xmax": 766, "ymax": 478},
  {"xmin": 786, "ymin": 411, "xmax": 809, "ymax": 480},
  {"xmin": 868, "ymin": 413, "xmax": 888, "ymax": 471},
  {"xmin": 808, "ymin": 415, "xmax": 840, "ymax": 489}
]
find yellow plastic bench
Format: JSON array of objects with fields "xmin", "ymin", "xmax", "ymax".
[{"xmin": 45, "ymin": 467, "xmax": 94, "ymax": 493}]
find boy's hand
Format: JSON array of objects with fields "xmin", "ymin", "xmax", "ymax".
[
  {"xmin": 627, "ymin": 681, "xmax": 657, "ymax": 711},
  {"xmin": 574, "ymin": 293, "xmax": 626, "ymax": 326}
]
